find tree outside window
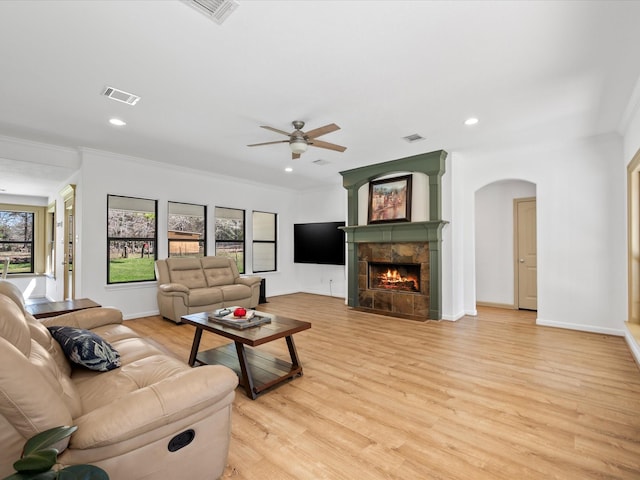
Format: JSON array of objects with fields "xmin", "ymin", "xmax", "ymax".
[
  {"xmin": 0, "ymin": 210, "xmax": 34, "ymax": 274},
  {"xmin": 168, "ymin": 202, "xmax": 206, "ymax": 257},
  {"xmin": 215, "ymin": 207, "xmax": 245, "ymax": 273},
  {"xmin": 107, "ymin": 195, "xmax": 157, "ymax": 283}
]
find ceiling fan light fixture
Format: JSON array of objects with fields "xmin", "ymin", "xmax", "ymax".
[{"xmin": 290, "ymin": 139, "xmax": 308, "ymax": 154}]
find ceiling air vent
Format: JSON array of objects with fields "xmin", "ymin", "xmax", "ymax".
[
  {"xmin": 181, "ymin": 0, "xmax": 239, "ymax": 25},
  {"xmin": 403, "ymin": 134, "xmax": 425, "ymax": 143},
  {"xmin": 313, "ymin": 159, "xmax": 330, "ymax": 166},
  {"xmin": 102, "ymin": 86, "xmax": 140, "ymax": 106}
]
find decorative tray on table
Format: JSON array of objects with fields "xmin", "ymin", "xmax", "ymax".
[{"xmin": 207, "ymin": 307, "xmax": 271, "ymax": 329}]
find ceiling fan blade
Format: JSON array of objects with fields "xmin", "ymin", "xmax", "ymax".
[
  {"xmin": 247, "ymin": 140, "xmax": 290, "ymax": 147},
  {"xmin": 292, "ymin": 152, "xmax": 301, "ymax": 160},
  {"xmin": 309, "ymin": 139, "xmax": 347, "ymax": 152},
  {"xmin": 304, "ymin": 123, "xmax": 340, "ymax": 139},
  {"xmin": 260, "ymin": 125, "xmax": 291, "ymax": 136}
]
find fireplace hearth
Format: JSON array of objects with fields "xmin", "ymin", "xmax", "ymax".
[{"xmin": 369, "ymin": 262, "xmax": 420, "ymax": 292}]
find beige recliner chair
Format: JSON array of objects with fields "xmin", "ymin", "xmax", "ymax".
[{"xmin": 0, "ymin": 281, "xmax": 238, "ymax": 480}]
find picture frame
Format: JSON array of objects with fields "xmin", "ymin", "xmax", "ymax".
[{"xmin": 368, "ymin": 174, "xmax": 412, "ymax": 224}]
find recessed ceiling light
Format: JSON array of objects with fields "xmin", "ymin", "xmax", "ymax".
[
  {"xmin": 285, "ymin": 167, "xmax": 293, "ymax": 173},
  {"xmin": 109, "ymin": 118, "xmax": 126, "ymax": 127},
  {"xmin": 464, "ymin": 117, "xmax": 479, "ymax": 126}
]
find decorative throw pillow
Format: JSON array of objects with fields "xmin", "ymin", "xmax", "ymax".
[{"xmin": 47, "ymin": 326, "xmax": 121, "ymax": 371}]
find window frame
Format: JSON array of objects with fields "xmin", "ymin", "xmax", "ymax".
[
  {"xmin": 167, "ymin": 201, "xmax": 207, "ymax": 258},
  {"xmin": 214, "ymin": 206, "xmax": 245, "ymax": 274},
  {"xmin": 45, "ymin": 202, "xmax": 56, "ymax": 277},
  {"xmin": 106, "ymin": 194, "xmax": 158, "ymax": 284},
  {"xmin": 0, "ymin": 204, "xmax": 46, "ymax": 275},
  {"xmin": 252, "ymin": 210, "xmax": 277, "ymax": 273}
]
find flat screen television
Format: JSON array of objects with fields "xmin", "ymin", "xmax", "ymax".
[{"xmin": 294, "ymin": 221, "xmax": 346, "ymax": 265}]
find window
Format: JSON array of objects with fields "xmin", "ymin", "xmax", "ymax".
[
  {"xmin": 0, "ymin": 209, "xmax": 35, "ymax": 274},
  {"xmin": 107, "ymin": 195, "xmax": 157, "ymax": 284},
  {"xmin": 215, "ymin": 207, "xmax": 245, "ymax": 273},
  {"xmin": 168, "ymin": 202, "xmax": 206, "ymax": 257},
  {"xmin": 252, "ymin": 211, "xmax": 277, "ymax": 272}
]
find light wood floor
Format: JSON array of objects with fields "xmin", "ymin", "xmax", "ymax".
[{"xmin": 127, "ymin": 293, "xmax": 640, "ymax": 479}]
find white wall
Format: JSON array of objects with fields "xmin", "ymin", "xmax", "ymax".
[
  {"xmin": 293, "ymin": 182, "xmax": 347, "ymax": 298},
  {"xmin": 445, "ymin": 134, "xmax": 627, "ymax": 335},
  {"xmin": 77, "ymin": 149, "xmax": 301, "ymax": 319},
  {"xmin": 475, "ymin": 180, "xmax": 536, "ymax": 306}
]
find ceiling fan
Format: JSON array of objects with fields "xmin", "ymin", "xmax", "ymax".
[{"xmin": 247, "ymin": 120, "xmax": 347, "ymax": 159}]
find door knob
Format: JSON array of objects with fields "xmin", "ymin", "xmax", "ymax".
[{"xmin": 519, "ymin": 259, "xmax": 525, "ymax": 263}]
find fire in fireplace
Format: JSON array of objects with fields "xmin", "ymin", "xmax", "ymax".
[{"xmin": 368, "ymin": 262, "xmax": 420, "ymax": 292}]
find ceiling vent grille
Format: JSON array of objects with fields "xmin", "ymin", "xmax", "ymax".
[
  {"xmin": 313, "ymin": 159, "xmax": 330, "ymax": 166},
  {"xmin": 181, "ymin": 0, "xmax": 239, "ymax": 25},
  {"xmin": 102, "ymin": 86, "xmax": 140, "ymax": 106},
  {"xmin": 403, "ymin": 133, "xmax": 425, "ymax": 143}
]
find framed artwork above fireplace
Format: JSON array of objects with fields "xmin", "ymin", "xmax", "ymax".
[{"xmin": 368, "ymin": 174, "xmax": 412, "ymax": 224}]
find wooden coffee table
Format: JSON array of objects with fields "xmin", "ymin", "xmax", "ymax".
[{"xmin": 181, "ymin": 311, "xmax": 311, "ymax": 400}]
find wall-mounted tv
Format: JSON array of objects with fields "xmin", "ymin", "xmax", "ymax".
[{"xmin": 294, "ymin": 221, "xmax": 346, "ymax": 266}]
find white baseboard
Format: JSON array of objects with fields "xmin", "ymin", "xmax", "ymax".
[
  {"xmin": 442, "ymin": 311, "xmax": 465, "ymax": 321},
  {"xmin": 476, "ymin": 301, "xmax": 517, "ymax": 310},
  {"xmin": 536, "ymin": 318, "xmax": 625, "ymax": 336},
  {"xmin": 123, "ymin": 309, "xmax": 159, "ymax": 321},
  {"xmin": 624, "ymin": 326, "xmax": 640, "ymax": 367}
]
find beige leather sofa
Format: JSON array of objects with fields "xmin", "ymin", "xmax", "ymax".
[
  {"xmin": 156, "ymin": 256, "xmax": 262, "ymax": 323},
  {"xmin": 0, "ymin": 281, "xmax": 238, "ymax": 480}
]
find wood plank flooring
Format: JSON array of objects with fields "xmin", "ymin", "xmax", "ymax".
[{"xmin": 127, "ymin": 293, "xmax": 640, "ymax": 479}]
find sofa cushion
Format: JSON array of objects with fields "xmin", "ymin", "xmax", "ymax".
[
  {"xmin": 0, "ymin": 296, "xmax": 31, "ymax": 356},
  {"xmin": 219, "ymin": 284, "xmax": 251, "ymax": 303},
  {"xmin": 166, "ymin": 257, "xmax": 207, "ymax": 289},
  {"xmin": 48, "ymin": 326, "xmax": 121, "ymax": 372},
  {"xmin": 188, "ymin": 287, "xmax": 224, "ymax": 307},
  {"xmin": 201, "ymin": 257, "xmax": 236, "ymax": 287}
]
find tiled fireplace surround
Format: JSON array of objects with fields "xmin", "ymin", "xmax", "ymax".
[
  {"xmin": 358, "ymin": 242, "xmax": 430, "ymax": 319},
  {"xmin": 340, "ymin": 150, "xmax": 448, "ymax": 320}
]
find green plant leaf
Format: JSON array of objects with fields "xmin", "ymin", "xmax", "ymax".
[
  {"xmin": 13, "ymin": 449, "xmax": 58, "ymax": 473},
  {"xmin": 22, "ymin": 426, "xmax": 77, "ymax": 456},
  {"xmin": 59, "ymin": 465, "xmax": 110, "ymax": 480}
]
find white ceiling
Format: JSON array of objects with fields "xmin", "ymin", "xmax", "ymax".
[{"xmin": 1, "ymin": 0, "xmax": 640, "ymax": 196}]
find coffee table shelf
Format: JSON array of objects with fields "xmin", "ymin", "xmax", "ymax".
[{"xmin": 196, "ymin": 343, "xmax": 303, "ymax": 396}]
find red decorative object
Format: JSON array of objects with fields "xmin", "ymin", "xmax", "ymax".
[{"xmin": 234, "ymin": 307, "xmax": 247, "ymax": 317}]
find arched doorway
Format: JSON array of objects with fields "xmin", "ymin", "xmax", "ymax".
[{"xmin": 475, "ymin": 179, "xmax": 537, "ymax": 310}]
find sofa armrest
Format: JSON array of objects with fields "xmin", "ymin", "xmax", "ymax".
[
  {"xmin": 40, "ymin": 307, "xmax": 123, "ymax": 330},
  {"xmin": 236, "ymin": 276, "xmax": 261, "ymax": 288},
  {"xmin": 70, "ymin": 365, "xmax": 238, "ymax": 449},
  {"xmin": 158, "ymin": 283, "xmax": 190, "ymax": 295}
]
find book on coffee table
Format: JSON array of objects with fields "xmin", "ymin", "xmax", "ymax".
[{"xmin": 207, "ymin": 309, "xmax": 271, "ymax": 329}]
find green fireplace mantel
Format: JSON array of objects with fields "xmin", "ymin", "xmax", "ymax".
[
  {"xmin": 339, "ymin": 150, "xmax": 448, "ymax": 319},
  {"xmin": 340, "ymin": 149, "xmax": 447, "ymax": 225},
  {"xmin": 340, "ymin": 221, "xmax": 447, "ymax": 243}
]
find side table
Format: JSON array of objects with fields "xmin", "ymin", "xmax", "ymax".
[{"xmin": 26, "ymin": 298, "xmax": 101, "ymax": 319}]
